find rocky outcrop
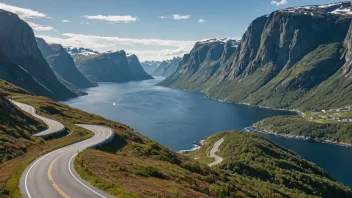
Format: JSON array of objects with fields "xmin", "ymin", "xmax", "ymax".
[
  {"xmin": 152, "ymin": 57, "xmax": 182, "ymax": 77},
  {"xmin": 126, "ymin": 54, "xmax": 153, "ymax": 80},
  {"xmin": 36, "ymin": 38, "xmax": 97, "ymax": 89},
  {"xmin": 343, "ymin": 21, "xmax": 352, "ymax": 78},
  {"xmin": 160, "ymin": 1, "xmax": 352, "ymax": 110},
  {"xmin": 0, "ymin": 10, "xmax": 78, "ymax": 100},
  {"xmin": 77, "ymin": 51, "xmax": 152, "ymax": 82}
]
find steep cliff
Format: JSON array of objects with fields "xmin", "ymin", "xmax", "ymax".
[
  {"xmin": 152, "ymin": 57, "xmax": 182, "ymax": 77},
  {"xmin": 0, "ymin": 10, "xmax": 78, "ymax": 100},
  {"xmin": 294, "ymin": 21, "xmax": 352, "ymax": 110},
  {"xmin": 36, "ymin": 38, "xmax": 97, "ymax": 89},
  {"xmin": 160, "ymin": 39, "xmax": 240, "ymax": 90},
  {"xmin": 77, "ymin": 51, "xmax": 152, "ymax": 82},
  {"xmin": 126, "ymin": 54, "xmax": 153, "ymax": 80},
  {"xmin": 160, "ymin": 1, "xmax": 352, "ymax": 110}
]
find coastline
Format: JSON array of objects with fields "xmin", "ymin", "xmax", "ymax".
[
  {"xmin": 244, "ymin": 127, "xmax": 352, "ymax": 148},
  {"xmin": 159, "ymin": 85, "xmax": 300, "ymax": 114},
  {"xmin": 165, "ymin": 86, "xmax": 352, "ymax": 150},
  {"xmin": 178, "ymin": 140, "xmax": 204, "ymax": 154}
]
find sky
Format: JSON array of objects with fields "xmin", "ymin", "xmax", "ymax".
[{"xmin": 0, "ymin": 0, "xmax": 344, "ymax": 61}]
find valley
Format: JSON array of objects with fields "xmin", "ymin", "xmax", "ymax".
[{"xmin": 0, "ymin": 1, "xmax": 351, "ymax": 197}]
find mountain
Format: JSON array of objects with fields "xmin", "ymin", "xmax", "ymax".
[
  {"xmin": 76, "ymin": 51, "xmax": 153, "ymax": 82},
  {"xmin": 64, "ymin": 46, "xmax": 99, "ymax": 56},
  {"xmin": 126, "ymin": 54, "xmax": 154, "ymax": 80},
  {"xmin": 160, "ymin": 2, "xmax": 352, "ymax": 111},
  {"xmin": 140, "ymin": 61, "xmax": 161, "ymax": 74},
  {"xmin": 152, "ymin": 57, "xmax": 182, "ymax": 77},
  {"xmin": 36, "ymin": 38, "xmax": 97, "ymax": 89},
  {"xmin": 0, "ymin": 10, "xmax": 78, "ymax": 100},
  {"xmin": 159, "ymin": 38, "xmax": 240, "ymax": 90}
]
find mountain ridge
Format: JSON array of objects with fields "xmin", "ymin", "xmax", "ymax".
[
  {"xmin": 0, "ymin": 9, "xmax": 78, "ymax": 100},
  {"xmin": 36, "ymin": 38, "xmax": 98, "ymax": 90},
  {"xmin": 160, "ymin": 1, "xmax": 352, "ymax": 111}
]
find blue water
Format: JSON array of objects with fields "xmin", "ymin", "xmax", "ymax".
[{"xmin": 62, "ymin": 76, "xmax": 352, "ymax": 187}]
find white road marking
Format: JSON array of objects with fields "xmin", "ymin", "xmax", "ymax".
[{"xmin": 24, "ymin": 152, "xmax": 51, "ymax": 198}]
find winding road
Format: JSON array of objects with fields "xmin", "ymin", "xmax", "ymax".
[
  {"xmin": 207, "ymin": 138, "xmax": 224, "ymax": 167},
  {"xmin": 12, "ymin": 101, "xmax": 65, "ymax": 137},
  {"xmin": 13, "ymin": 101, "xmax": 115, "ymax": 198}
]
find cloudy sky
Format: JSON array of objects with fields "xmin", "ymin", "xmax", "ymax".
[{"xmin": 0, "ymin": 0, "xmax": 341, "ymax": 60}]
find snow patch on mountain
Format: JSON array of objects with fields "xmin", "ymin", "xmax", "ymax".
[
  {"xmin": 281, "ymin": 1, "xmax": 351, "ymax": 16},
  {"xmin": 64, "ymin": 46, "xmax": 99, "ymax": 56}
]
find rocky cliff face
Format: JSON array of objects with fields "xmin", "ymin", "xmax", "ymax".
[
  {"xmin": 126, "ymin": 54, "xmax": 153, "ymax": 80},
  {"xmin": 152, "ymin": 57, "xmax": 182, "ymax": 77},
  {"xmin": 77, "ymin": 51, "xmax": 152, "ymax": 82},
  {"xmin": 160, "ymin": 39, "xmax": 240, "ymax": 89},
  {"xmin": 160, "ymin": 1, "xmax": 352, "ymax": 110},
  {"xmin": 343, "ymin": 21, "xmax": 352, "ymax": 78},
  {"xmin": 36, "ymin": 38, "xmax": 97, "ymax": 89},
  {"xmin": 0, "ymin": 10, "xmax": 78, "ymax": 100}
]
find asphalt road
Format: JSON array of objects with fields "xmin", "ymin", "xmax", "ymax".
[
  {"xmin": 19, "ymin": 124, "xmax": 115, "ymax": 198},
  {"xmin": 12, "ymin": 101, "xmax": 65, "ymax": 137},
  {"xmin": 208, "ymin": 137, "xmax": 224, "ymax": 167}
]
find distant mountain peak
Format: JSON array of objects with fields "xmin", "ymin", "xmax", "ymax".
[
  {"xmin": 197, "ymin": 38, "xmax": 240, "ymax": 44},
  {"xmin": 64, "ymin": 46, "xmax": 99, "ymax": 56},
  {"xmin": 280, "ymin": 1, "xmax": 351, "ymax": 17}
]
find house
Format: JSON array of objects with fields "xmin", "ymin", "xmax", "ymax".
[
  {"xmin": 340, "ymin": 108, "xmax": 349, "ymax": 112},
  {"xmin": 311, "ymin": 109, "xmax": 320, "ymax": 114}
]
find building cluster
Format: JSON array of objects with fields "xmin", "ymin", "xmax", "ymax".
[{"xmin": 306, "ymin": 106, "xmax": 352, "ymax": 123}]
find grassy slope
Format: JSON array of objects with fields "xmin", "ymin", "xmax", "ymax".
[
  {"xmin": 254, "ymin": 116, "xmax": 352, "ymax": 144},
  {"xmin": 0, "ymin": 90, "xmax": 46, "ymax": 164},
  {"xmin": 188, "ymin": 131, "xmax": 352, "ymax": 198},
  {"xmin": 0, "ymin": 80, "xmax": 225, "ymax": 197},
  {"xmin": 0, "ymin": 79, "xmax": 94, "ymax": 197},
  {"xmin": 1, "ymin": 79, "xmax": 351, "ymax": 197}
]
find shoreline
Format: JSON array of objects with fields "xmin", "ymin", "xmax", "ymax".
[
  {"xmin": 164, "ymin": 86, "xmax": 352, "ymax": 149},
  {"xmin": 245, "ymin": 127, "xmax": 352, "ymax": 148},
  {"xmin": 160, "ymin": 86, "xmax": 300, "ymax": 114},
  {"xmin": 178, "ymin": 140, "xmax": 204, "ymax": 154}
]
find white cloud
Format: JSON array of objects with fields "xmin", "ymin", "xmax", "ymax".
[
  {"xmin": 0, "ymin": 3, "xmax": 54, "ymax": 32},
  {"xmin": 271, "ymin": 0, "xmax": 288, "ymax": 6},
  {"xmin": 172, "ymin": 14, "xmax": 190, "ymax": 20},
  {"xmin": 198, "ymin": 19, "xmax": 205, "ymax": 23},
  {"xmin": 27, "ymin": 22, "xmax": 54, "ymax": 31},
  {"xmin": 158, "ymin": 46, "xmax": 193, "ymax": 56},
  {"xmin": 80, "ymin": 22, "xmax": 89, "ymax": 25},
  {"xmin": 83, "ymin": 15, "xmax": 137, "ymax": 23},
  {"xmin": 159, "ymin": 14, "xmax": 191, "ymax": 20},
  {"xmin": 62, "ymin": 20, "xmax": 70, "ymax": 23},
  {"xmin": 0, "ymin": 3, "xmax": 47, "ymax": 19},
  {"xmin": 36, "ymin": 33, "xmax": 195, "ymax": 61}
]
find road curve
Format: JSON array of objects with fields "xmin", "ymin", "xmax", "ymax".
[
  {"xmin": 12, "ymin": 101, "xmax": 65, "ymax": 137},
  {"xmin": 207, "ymin": 138, "xmax": 224, "ymax": 167},
  {"xmin": 20, "ymin": 124, "xmax": 114, "ymax": 198}
]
